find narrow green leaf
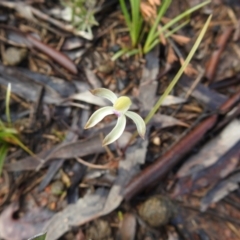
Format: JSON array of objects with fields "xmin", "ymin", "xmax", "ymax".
[
  {"xmin": 144, "ymin": 0, "xmax": 172, "ymax": 53},
  {"xmin": 144, "ymin": 0, "xmax": 210, "ymax": 53},
  {"xmin": 156, "ymin": 0, "xmax": 210, "ymax": 39},
  {"xmin": 0, "ymin": 127, "xmax": 18, "ymax": 135},
  {"xmin": 146, "ymin": 38, "xmax": 160, "ymax": 54},
  {"xmin": 0, "ymin": 130, "xmax": 35, "ymax": 157},
  {"xmin": 8, "ymin": 135, "xmax": 35, "ymax": 156},
  {"xmin": 119, "ymin": 0, "xmax": 131, "ymax": 29},
  {"xmin": 164, "ymin": 20, "xmax": 189, "ymax": 38},
  {"xmin": 130, "ymin": 0, "xmax": 141, "ymax": 46},
  {"xmin": 111, "ymin": 48, "xmax": 129, "ymax": 61},
  {"xmin": 0, "ymin": 144, "xmax": 8, "ymax": 176},
  {"xmin": 125, "ymin": 48, "xmax": 140, "ymax": 57}
]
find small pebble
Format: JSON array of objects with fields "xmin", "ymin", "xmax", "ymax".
[
  {"xmin": 138, "ymin": 195, "xmax": 176, "ymax": 227},
  {"xmin": 97, "ymin": 61, "xmax": 114, "ymax": 74},
  {"xmin": 51, "ymin": 181, "xmax": 65, "ymax": 195},
  {"xmin": 3, "ymin": 47, "xmax": 27, "ymax": 66},
  {"xmin": 109, "ymin": 44, "xmax": 121, "ymax": 53},
  {"xmin": 86, "ymin": 219, "xmax": 112, "ymax": 239}
]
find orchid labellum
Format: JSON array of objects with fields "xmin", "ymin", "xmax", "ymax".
[{"xmin": 85, "ymin": 88, "xmax": 146, "ymax": 146}]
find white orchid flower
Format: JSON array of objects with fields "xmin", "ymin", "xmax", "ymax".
[{"xmin": 84, "ymin": 88, "xmax": 146, "ymax": 146}]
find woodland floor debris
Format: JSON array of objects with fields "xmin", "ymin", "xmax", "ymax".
[{"xmin": 0, "ymin": 0, "xmax": 240, "ymax": 239}]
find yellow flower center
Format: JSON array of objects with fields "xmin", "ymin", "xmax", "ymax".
[{"xmin": 113, "ymin": 96, "xmax": 132, "ymax": 113}]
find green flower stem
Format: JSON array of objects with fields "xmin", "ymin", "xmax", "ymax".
[{"xmin": 144, "ymin": 14, "xmax": 212, "ymax": 125}]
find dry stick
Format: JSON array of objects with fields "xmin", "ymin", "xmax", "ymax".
[
  {"xmin": 123, "ymin": 90, "xmax": 240, "ymax": 201},
  {"xmin": 209, "ymin": 73, "xmax": 240, "ymax": 90},
  {"xmin": 26, "ymin": 34, "xmax": 78, "ymax": 74},
  {"xmin": 0, "ymin": 24, "xmax": 78, "ymax": 75},
  {"xmin": 205, "ymin": 27, "xmax": 234, "ymax": 82},
  {"xmin": 219, "ymin": 89, "xmax": 240, "ymax": 114},
  {"xmin": 76, "ymin": 157, "xmax": 118, "ymax": 169},
  {"xmin": 184, "ymin": 67, "xmax": 205, "ymax": 99}
]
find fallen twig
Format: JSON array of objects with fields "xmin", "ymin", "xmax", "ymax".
[{"xmin": 205, "ymin": 27, "xmax": 233, "ymax": 82}]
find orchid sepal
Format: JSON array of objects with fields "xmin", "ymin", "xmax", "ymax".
[
  {"xmin": 125, "ymin": 111, "xmax": 146, "ymax": 139},
  {"xmin": 102, "ymin": 115, "xmax": 126, "ymax": 146},
  {"xmin": 84, "ymin": 106, "xmax": 114, "ymax": 129},
  {"xmin": 90, "ymin": 88, "xmax": 117, "ymax": 104}
]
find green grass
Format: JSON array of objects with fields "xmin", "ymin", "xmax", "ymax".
[
  {"xmin": 113, "ymin": 0, "xmax": 210, "ymax": 59},
  {"xmin": 119, "ymin": 0, "xmax": 143, "ymax": 48},
  {"xmin": 0, "ymin": 85, "xmax": 35, "ymax": 176}
]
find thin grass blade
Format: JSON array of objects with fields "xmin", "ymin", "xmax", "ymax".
[
  {"xmin": 119, "ymin": 0, "xmax": 131, "ymax": 29},
  {"xmin": 155, "ymin": 0, "xmax": 210, "ymax": 40}
]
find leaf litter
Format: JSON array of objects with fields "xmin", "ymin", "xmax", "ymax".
[
  {"xmin": 44, "ymin": 45, "xmax": 159, "ymax": 240},
  {"xmin": 0, "ymin": 0, "xmax": 240, "ymax": 239}
]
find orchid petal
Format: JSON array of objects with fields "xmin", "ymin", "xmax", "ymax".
[
  {"xmin": 102, "ymin": 115, "xmax": 126, "ymax": 146},
  {"xmin": 125, "ymin": 111, "xmax": 146, "ymax": 139},
  {"xmin": 84, "ymin": 106, "xmax": 114, "ymax": 129},
  {"xmin": 90, "ymin": 88, "xmax": 117, "ymax": 104}
]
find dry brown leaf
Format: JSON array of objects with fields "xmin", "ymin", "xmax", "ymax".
[
  {"xmin": 167, "ymin": 45, "xmax": 178, "ymax": 64},
  {"xmin": 171, "ymin": 34, "xmax": 191, "ymax": 45},
  {"xmin": 148, "ymin": 0, "xmax": 161, "ymax": 6},
  {"xmin": 180, "ymin": 58, "xmax": 198, "ymax": 76},
  {"xmin": 158, "ymin": 25, "xmax": 167, "ymax": 45},
  {"xmin": 140, "ymin": 2, "xmax": 156, "ymax": 21}
]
